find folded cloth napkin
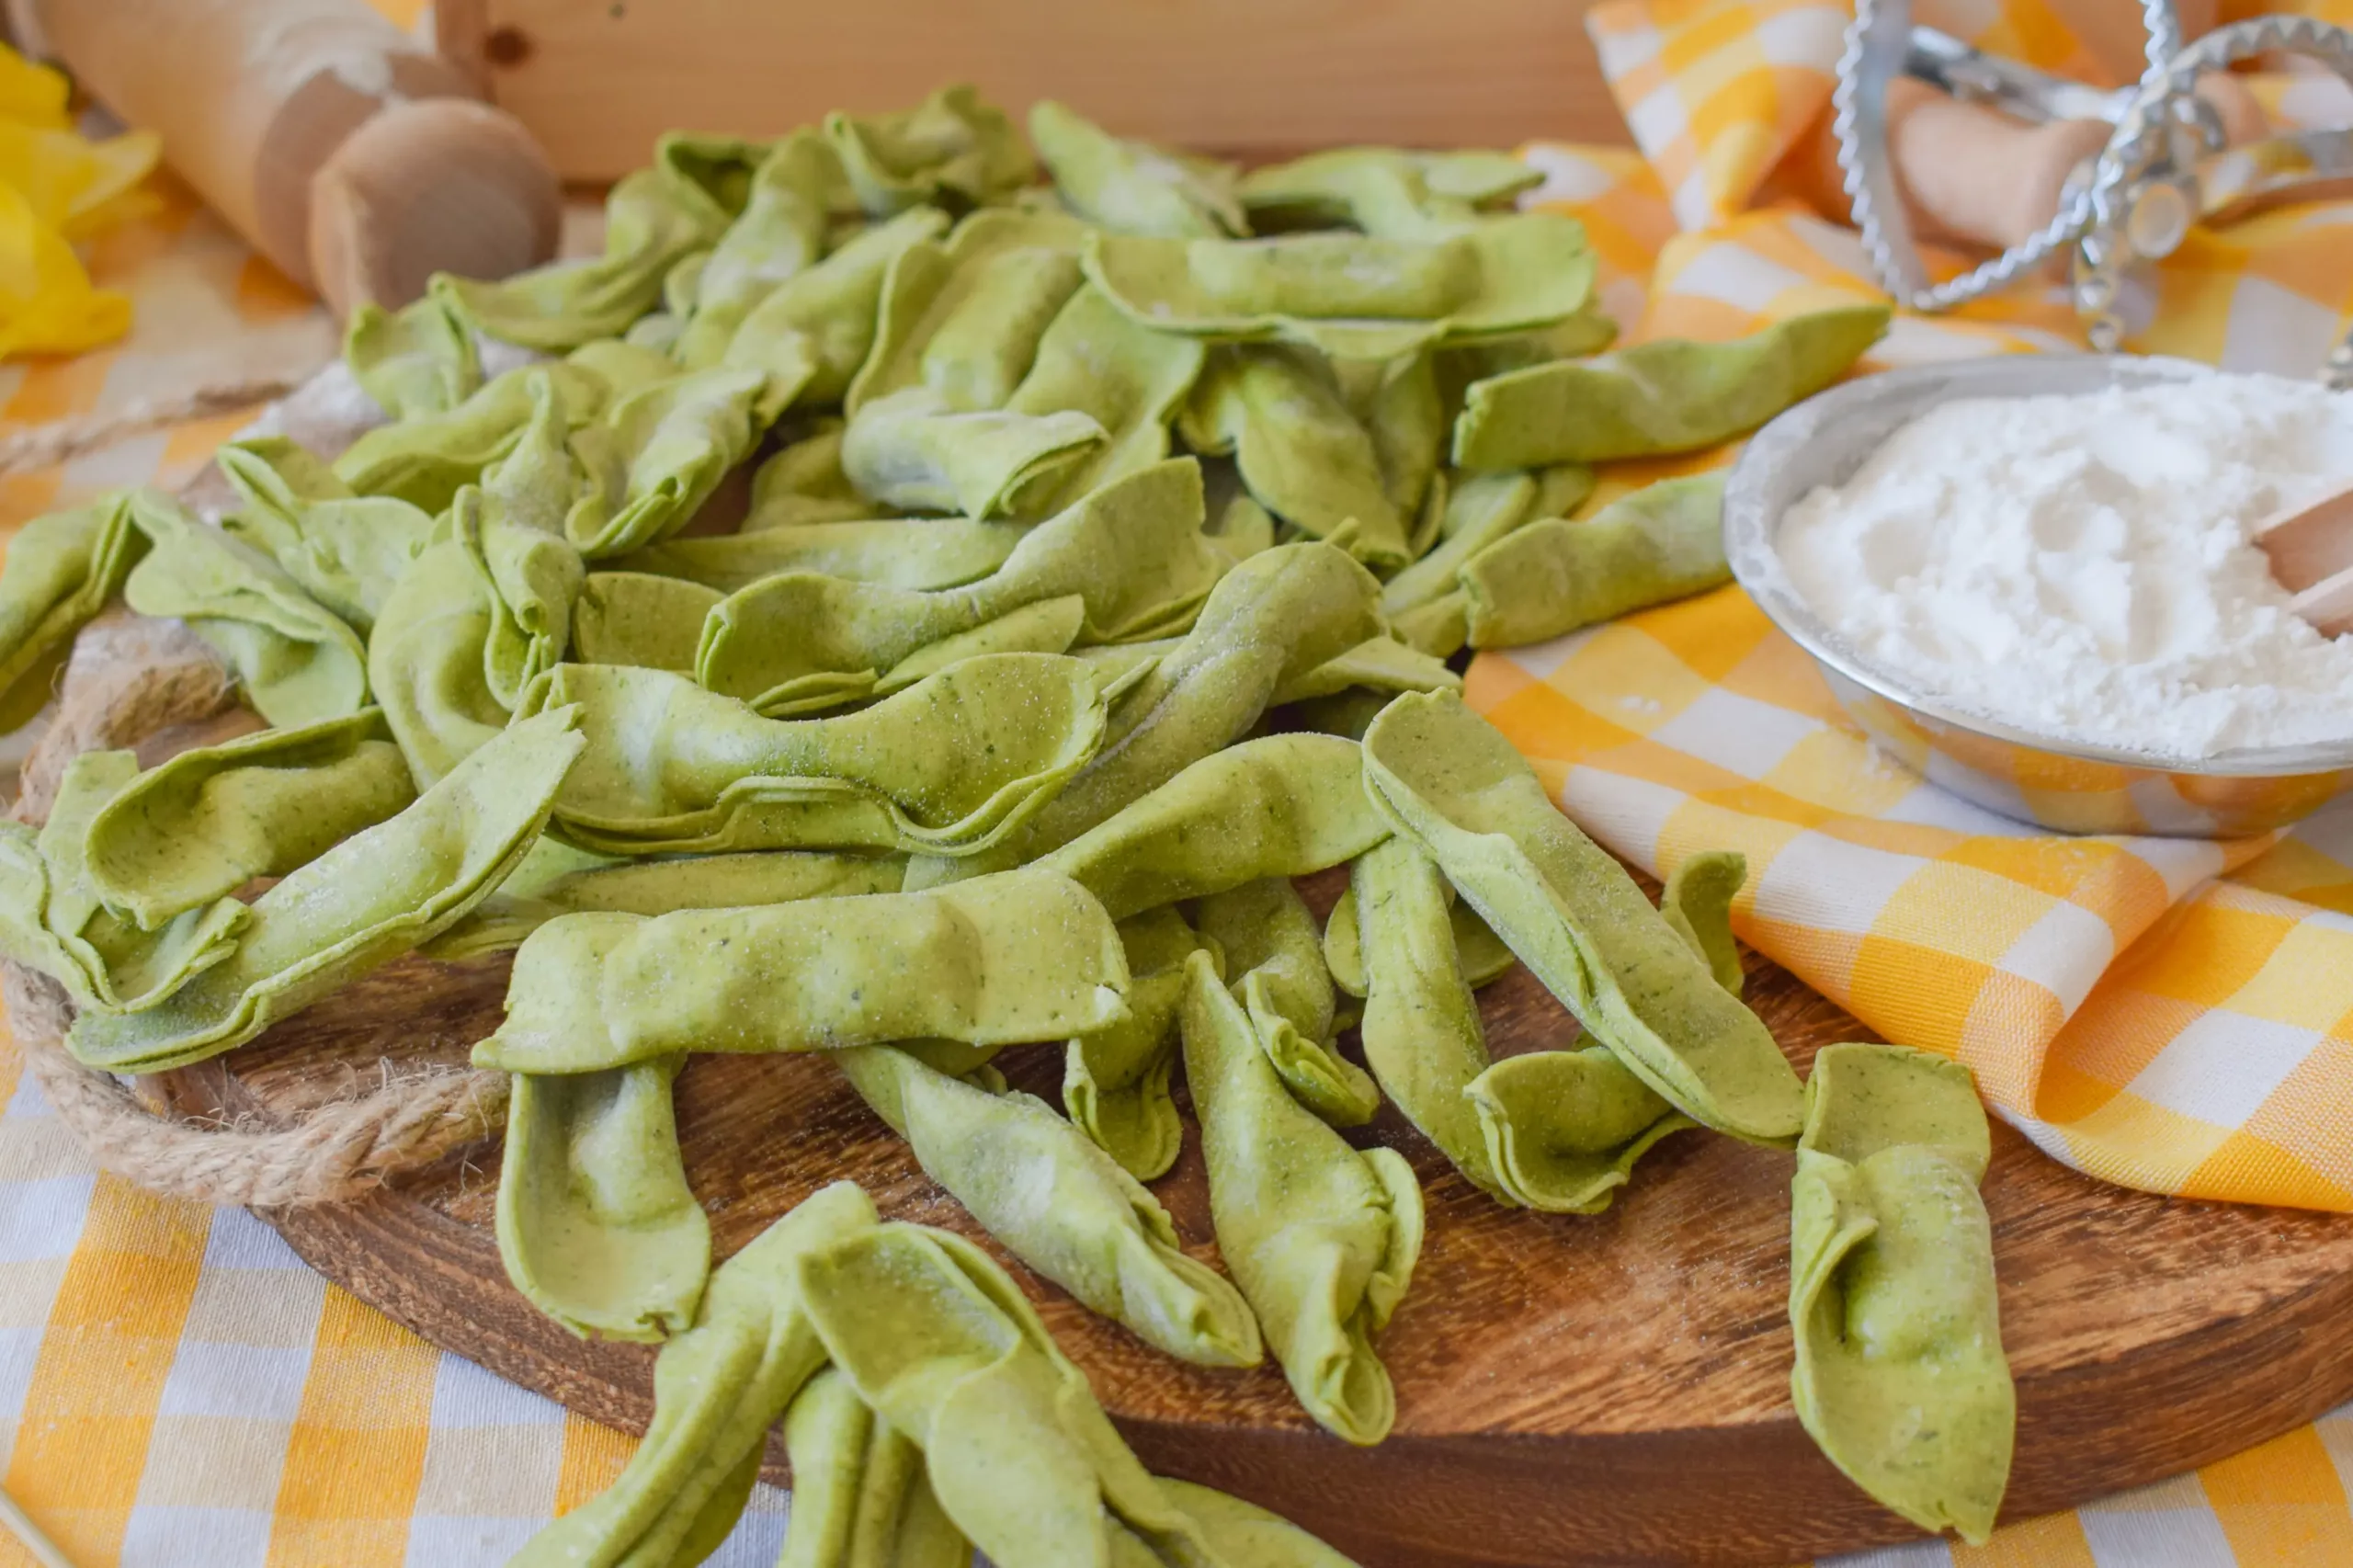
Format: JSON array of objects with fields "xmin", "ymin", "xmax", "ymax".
[{"xmin": 1469, "ymin": 0, "xmax": 2353, "ymax": 1211}]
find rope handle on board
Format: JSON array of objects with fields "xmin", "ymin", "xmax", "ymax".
[{"xmin": 4, "ymin": 614, "xmax": 507, "ymax": 1209}]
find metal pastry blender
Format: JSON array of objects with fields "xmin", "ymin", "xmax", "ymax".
[{"xmin": 1835, "ymin": 0, "xmax": 2353, "ymax": 381}]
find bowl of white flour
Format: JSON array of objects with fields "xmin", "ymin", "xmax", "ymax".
[{"xmin": 1725, "ymin": 353, "xmax": 2353, "ymax": 836}]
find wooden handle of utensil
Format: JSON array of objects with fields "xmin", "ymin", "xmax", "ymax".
[
  {"xmin": 1777, "ymin": 79, "xmax": 2113, "ymax": 253},
  {"xmin": 1884, "ymin": 78, "xmax": 2116, "ymax": 252},
  {"xmin": 2042, "ymin": 0, "xmax": 2219, "ymax": 85},
  {"xmin": 2189, "ymin": 71, "xmax": 2268, "ymax": 147},
  {"xmin": 1792, "ymin": 70, "xmax": 2268, "ymax": 256},
  {"xmin": 310, "ymin": 97, "xmax": 562, "ymax": 321},
  {"xmin": 22, "ymin": 0, "xmax": 559, "ymax": 315}
]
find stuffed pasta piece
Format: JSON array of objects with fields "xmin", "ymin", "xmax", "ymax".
[{"xmin": 1790, "ymin": 1043, "xmax": 2013, "ymax": 1545}]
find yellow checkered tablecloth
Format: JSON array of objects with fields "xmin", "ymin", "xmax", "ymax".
[{"xmin": 5, "ymin": 0, "xmax": 2353, "ymax": 1562}]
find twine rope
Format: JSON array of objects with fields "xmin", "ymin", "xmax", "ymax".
[{"xmin": 3, "ymin": 611, "xmax": 508, "ymax": 1208}]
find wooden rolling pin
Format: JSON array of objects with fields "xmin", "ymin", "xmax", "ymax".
[
  {"xmin": 10, "ymin": 0, "xmax": 561, "ymax": 319},
  {"xmin": 1783, "ymin": 68, "xmax": 2267, "ymax": 256}
]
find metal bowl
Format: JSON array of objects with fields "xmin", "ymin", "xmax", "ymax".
[{"xmin": 1723, "ymin": 352, "xmax": 2353, "ymax": 838}]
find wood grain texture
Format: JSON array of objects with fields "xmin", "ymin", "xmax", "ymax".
[
  {"xmin": 165, "ymin": 867, "xmax": 2353, "ymax": 1568},
  {"xmin": 434, "ymin": 0, "xmax": 1632, "ymax": 183}
]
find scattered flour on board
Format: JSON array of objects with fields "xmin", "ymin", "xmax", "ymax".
[{"xmin": 1777, "ymin": 373, "xmax": 2353, "ymax": 758}]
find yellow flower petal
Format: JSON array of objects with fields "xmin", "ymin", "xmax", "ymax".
[
  {"xmin": 0, "ymin": 120, "xmax": 160, "ymax": 232},
  {"xmin": 0, "ymin": 45, "xmax": 71, "ymax": 132},
  {"xmin": 0, "ymin": 178, "xmax": 134, "ymax": 358},
  {"xmin": 63, "ymin": 131, "xmax": 162, "ymax": 234}
]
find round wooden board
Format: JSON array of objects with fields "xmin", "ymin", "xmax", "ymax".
[{"xmin": 161, "ymin": 866, "xmax": 2353, "ymax": 1568}]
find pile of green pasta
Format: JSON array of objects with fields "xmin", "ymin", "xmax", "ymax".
[{"xmin": 0, "ymin": 84, "xmax": 2016, "ymax": 1562}]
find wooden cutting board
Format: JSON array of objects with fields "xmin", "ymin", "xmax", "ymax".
[{"xmin": 155, "ymin": 865, "xmax": 2353, "ymax": 1568}]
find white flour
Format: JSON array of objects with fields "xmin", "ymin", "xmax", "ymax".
[{"xmin": 1778, "ymin": 373, "xmax": 2353, "ymax": 758}]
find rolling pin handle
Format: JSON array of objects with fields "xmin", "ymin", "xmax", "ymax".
[
  {"xmin": 309, "ymin": 97, "xmax": 563, "ymax": 321},
  {"xmin": 1882, "ymin": 77, "xmax": 2117, "ymax": 253}
]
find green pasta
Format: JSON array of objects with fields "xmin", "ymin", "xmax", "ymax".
[
  {"xmin": 574, "ymin": 337, "xmax": 690, "ymax": 403},
  {"xmin": 1790, "ymin": 1043, "xmax": 2012, "ymax": 1545},
  {"xmin": 506, "ymin": 1181, "xmax": 880, "ymax": 1567},
  {"xmin": 0, "ymin": 818, "xmax": 136, "ymax": 1013},
  {"xmin": 835, "ymin": 211, "xmax": 1113, "ymax": 516},
  {"xmin": 620, "ymin": 516, "xmax": 1028, "ymax": 593},
  {"xmin": 1361, "ymin": 690, "xmax": 1803, "ymax": 1144},
  {"xmin": 0, "ymin": 494, "xmax": 148, "ymax": 733},
  {"xmin": 1086, "ymin": 211, "xmax": 1595, "ymax": 360},
  {"xmin": 568, "ymin": 572, "xmax": 722, "ymax": 672},
  {"xmin": 472, "ymin": 868, "xmax": 1127, "ymax": 1074},
  {"xmin": 1029, "ymin": 100, "xmax": 1245, "ymax": 239},
  {"xmin": 436, "ymin": 131, "xmax": 747, "ymax": 352},
  {"xmin": 69, "ymin": 705, "xmax": 585, "ymax": 1074},
  {"xmin": 121, "ymin": 491, "xmax": 369, "ymax": 730},
  {"xmin": 1267, "ymin": 635, "xmax": 1459, "ymax": 707},
  {"xmin": 331, "ymin": 361, "xmax": 606, "ymax": 514},
  {"xmin": 495, "ymin": 1055, "xmax": 710, "ymax": 1343},
  {"xmin": 825, "ymin": 85, "xmax": 1037, "ymax": 216},
  {"xmin": 1430, "ymin": 843, "xmax": 1745, "ymax": 1213},
  {"xmin": 1208, "ymin": 488, "xmax": 1279, "ymax": 562},
  {"xmin": 8, "ymin": 753, "xmax": 248, "ymax": 1014},
  {"xmin": 664, "ymin": 248, "xmax": 708, "ymax": 321},
  {"xmin": 1064, "ymin": 905, "xmax": 1214, "ymax": 1180},
  {"xmin": 1449, "ymin": 303, "xmax": 1891, "ymax": 468},
  {"xmin": 10, "ymin": 101, "xmax": 1979, "ymax": 1564},
  {"xmin": 744, "ymin": 417, "xmax": 868, "ymax": 528},
  {"xmin": 721, "ymin": 207, "xmax": 953, "ymax": 408},
  {"xmin": 363, "ymin": 385, "xmax": 596, "ymax": 784},
  {"xmin": 78, "ymin": 707, "xmax": 414, "ymax": 930},
  {"xmin": 363, "ymin": 519, "xmax": 506, "ymax": 788},
  {"xmin": 215, "ymin": 439, "xmax": 435, "ymax": 633},
  {"xmin": 1237, "ymin": 148, "xmax": 1540, "ymax": 237},
  {"xmin": 671, "ymin": 131, "xmax": 839, "ymax": 370},
  {"xmin": 1662, "ymin": 848, "xmax": 1747, "ymax": 997},
  {"xmin": 847, "ymin": 209, "xmax": 1090, "ymax": 415},
  {"xmin": 1436, "ymin": 311, "xmax": 1623, "ymax": 401},
  {"xmin": 475, "ymin": 380, "xmax": 590, "ymax": 656},
  {"xmin": 342, "ymin": 292, "xmax": 479, "ymax": 420},
  {"xmin": 1192, "ymin": 877, "xmax": 1377, "ymax": 1127},
  {"xmin": 1349, "ymin": 835, "xmax": 1503, "ymax": 1193},
  {"xmin": 1459, "ymin": 474, "xmax": 1728, "ymax": 649},
  {"xmin": 915, "ymin": 538, "xmax": 1383, "ymax": 882},
  {"xmin": 428, "ymin": 847, "xmax": 903, "ymax": 960},
  {"xmin": 1376, "ymin": 466, "xmax": 1594, "ymax": 622},
  {"xmin": 871, "ymin": 595, "xmax": 1088, "ymax": 697},
  {"xmin": 1322, "ymin": 879, "xmax": 1516, "ymax": 999},
  {"xmin": 777, "ymin": 1367, "xmax": 971, "ymax": 1568},
  {"xmin": 563, "ymin": 366, "xmax": 769, "ymax": 558},
  {"xmin": 1336, "ymin": 350, "xmax": 1443, "ymax": 518},
  {"xmin": 839, "ymin": 386, "xmax": 1106, "ymax": 520},
  {"xmin": 792, "ymin": 1218, "xmax": 1245, "ymax": 1568},
  {"xmin": 527, "ymin": 654, "xmax": 1108, "ymax": 858},
  {"xmin": 696, "ymin": 459, "xmax": 1220, "ymax": 716},
  {"xmin": 1039, "ymin": 733, "xmax": 1391, "ymax": 920},
  {"xmin": 1388, "ymin": 591, "xmax": 1470, "ymax": 660},
  {"xmin": 1464, "ymin": 1047, "xmax": 1692, "ymax": 1216},
  {"xmin": 1404, "ymin": 470, "xmax": 1448, "ymax": 559},
  {"xmin": 1000, "ymin": 284, "xmax": 1206, "ymax": 515},
  {"xmin": 1180, "ymin": 347, "xmax": 1410, "ymax": 570},
  {"xmin": 1358, "ymin": 822, "xmax": 1689, "ymax": 1217},
  {"xmin": 835, "ymin": 1044, "xmax": 1263, "ymax": 1367},
  {"xmin": 1181, "ymin": 950, "xmax": 1422, "ymax": 1445}
]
